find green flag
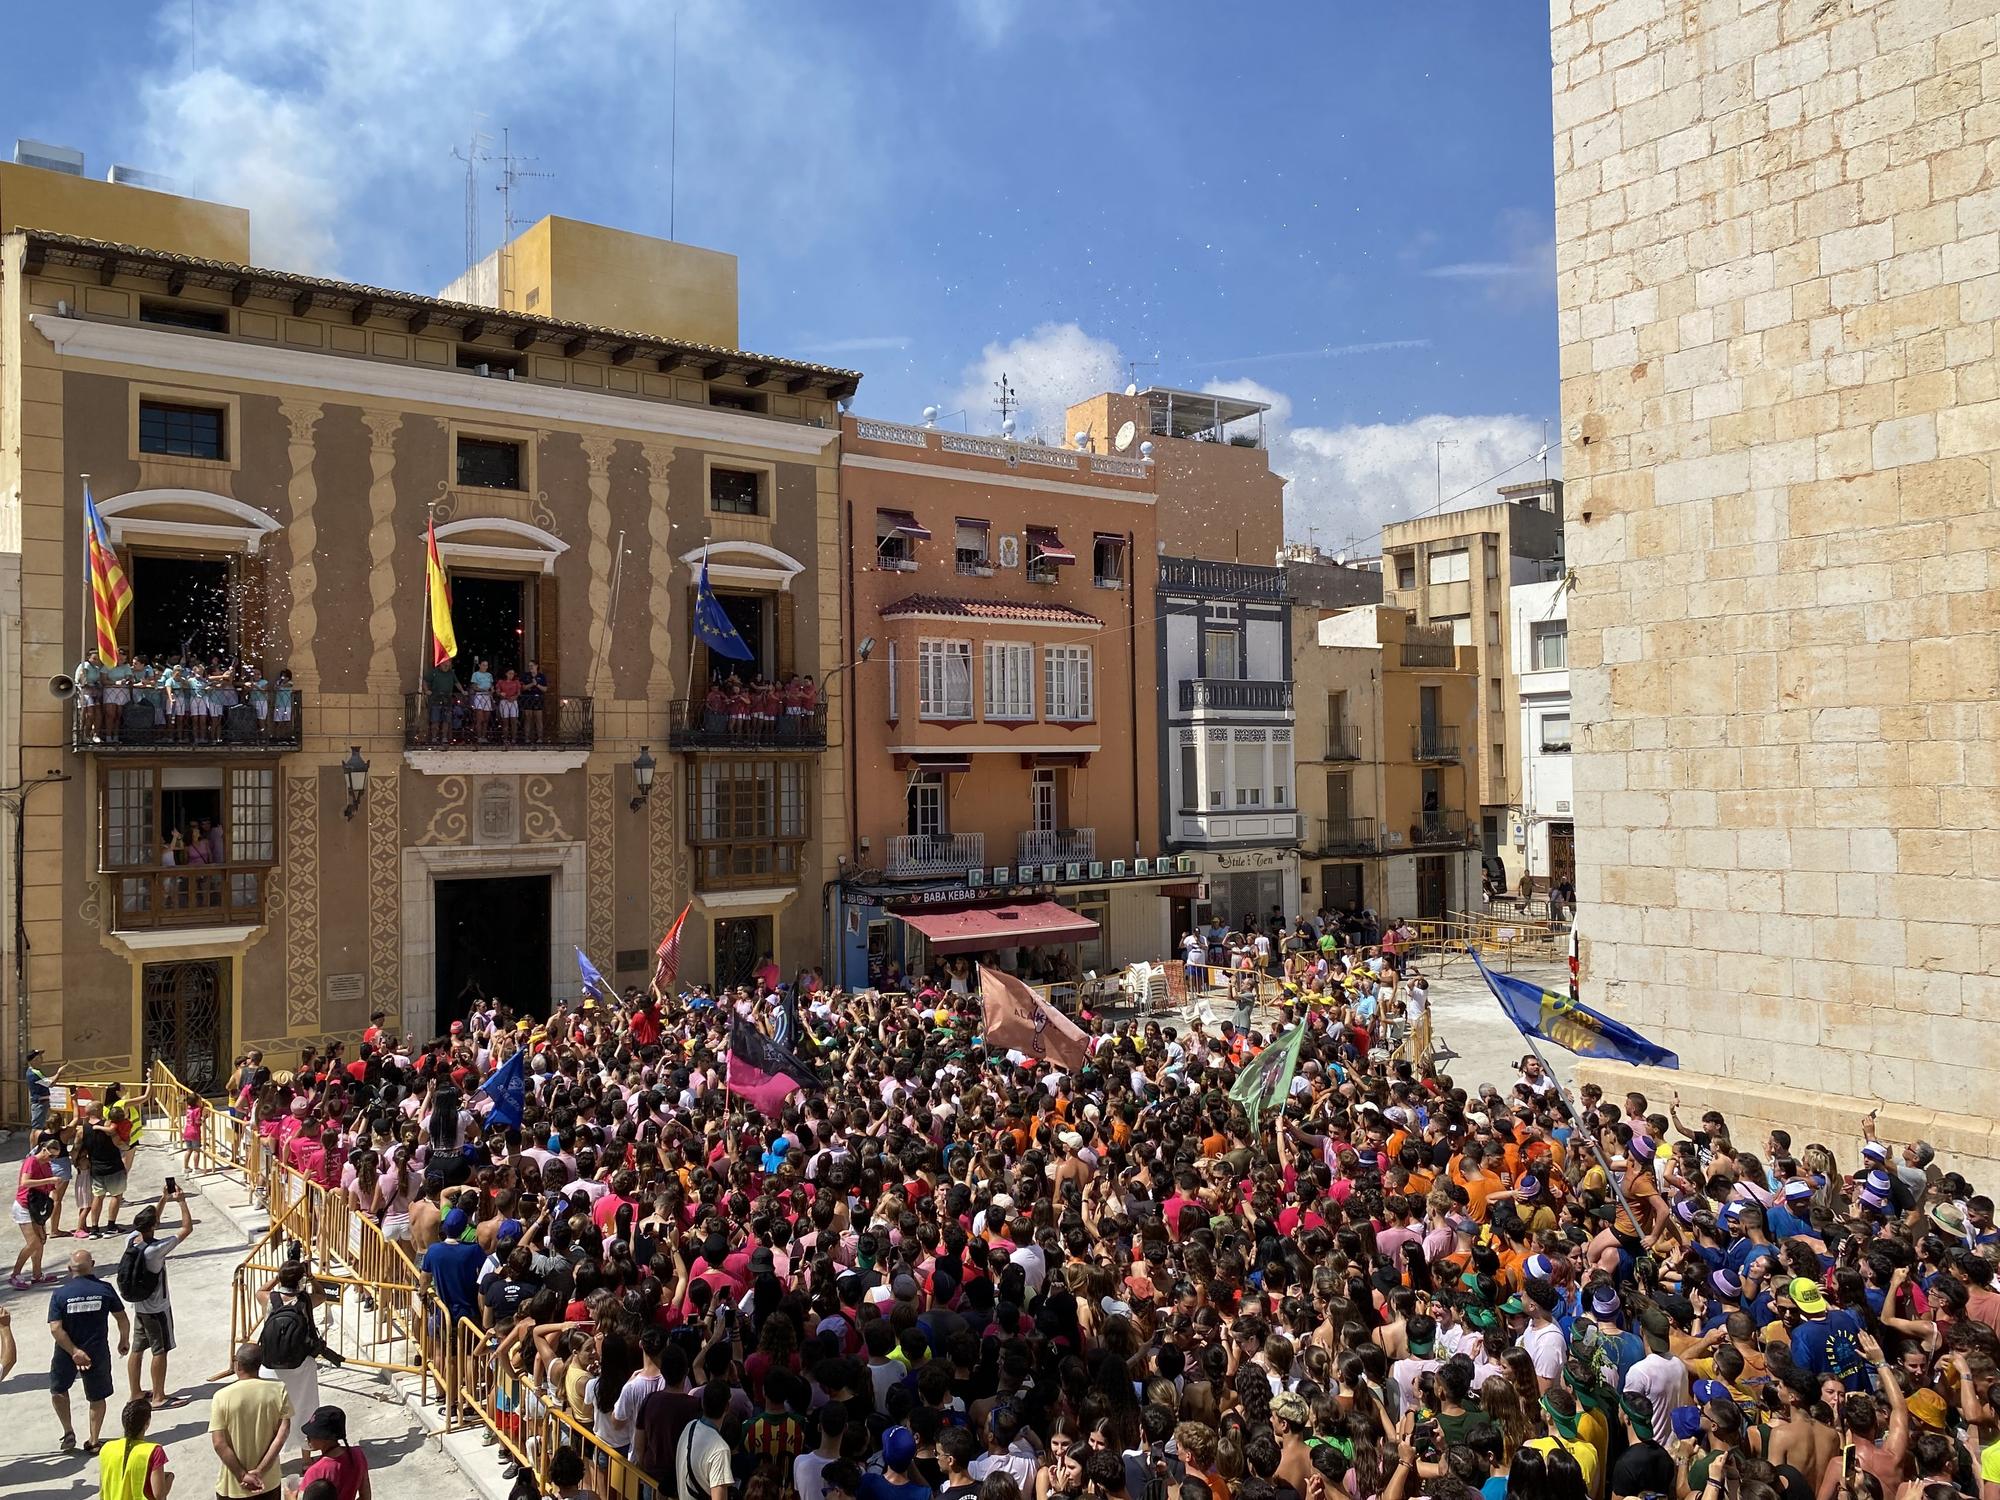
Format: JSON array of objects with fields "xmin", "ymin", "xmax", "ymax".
[{"xmin": 1228, "ymin": 1022, "xmax": 1307, "ymax": 1134}]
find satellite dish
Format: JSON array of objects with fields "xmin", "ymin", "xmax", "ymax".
[
  {"xmin": 1123, "ymin": 382, "xmax": 1138, "ymax": 396},
  {"xmin": 1113, "ymin": 420, "xmax": 1137, "ymax": 453},
  {"xmin": 1334, "ymin": 551, "xmax": 1347, "ymax": 565}
]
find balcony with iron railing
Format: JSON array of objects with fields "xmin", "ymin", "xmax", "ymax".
[
  {"xmin": 1413, "ymin": 725, "xmax": 1461, "ymax": 762},
  {"xmin": 75, "ymin": 695, "xmax": 305, "ymax": 754},
  {"xmin": 1323, "ymin": 725, "xmax": 1359, "ymax": 761},
  {"xmin": 1017, "ymin": 827, "xmax": 1095, "ymax": 866},
  {"xmin": 1410, "ymin": 810, "xmax": 1473, "ymax": 847},
  {"xmin": 1178, "ymin": 678, "xmax": 1294, "ymax": 713},
  {"xmin": 886, "ymin": 832, "xmax": 984, "ymax": 880},
  {"xmin": 1158, "ymin": 556, "xmax": 1288, "ymax": 599},
  {"xmin": 109, "ymin": 863, "xmax": 270, "ymax": 931},
  {"xmin": 403, "ymin": 693, "xmax": 593, "ymax": 750},
  {"xmin": 1312, "ymin": 816, "xmax": 1377, "ymax": 856},
  {"xmin": 693, "ymin": 840, "xmax": 808, "ymax": 891},
  {"xmin": 666, "ymin": 699, "xmax": 828, "ymax": 751}
]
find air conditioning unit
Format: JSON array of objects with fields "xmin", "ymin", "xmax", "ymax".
[
  {"xmin": 1110, "ymin": 860, "xmax": 1127, "ymax": 877},
  {"xmin": 1135, "ymin": 858, "xmax": 1152, "ymax": 876},
  {"xmin": 1088, "ymin": 861, "xmax": 1105, "ymax": 879},
  {"xmin": 15, "ymin": 139, "xmax": 83, "ymax": 176},
  {"xmin": 991, "ymin": 866, "xmax": 1010, "ymax": 884},
  {"xmin": 106, "ymin": 164, "xmax": 177, "ymax": 192}
]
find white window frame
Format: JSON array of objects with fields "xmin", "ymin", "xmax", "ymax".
[
  {"xmin": 1044, "ymin": 645, "xmax": 1094, "ymax": 723},
  {"xmin": 1531, "ymin": 620, "xmax": 1568, "ymax": 670},
  {"xmin": 1428, "ymin": 548, "xmax": 1469, "ymax": 584},
  {"xmin": 917, "ymin": 638, "xmax": 973, "ymax": 720},
  {"xmin": 1031, "ymin": 769, "xmax": 1058, "ymax": 832},
  {"xmin": 1540, "ymin": 712, "xmax": 1572, "ymax": 753},
  {"xmin": 983, "ymin": 641, "xmax": 1035, "ymax": 721}
]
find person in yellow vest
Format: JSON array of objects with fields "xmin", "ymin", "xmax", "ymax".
[{"xmin": 98, "ymin": 1396, "xmax": 172, "ymax": 1500}]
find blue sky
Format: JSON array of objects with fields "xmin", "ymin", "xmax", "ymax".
[{"xmin": 2, "ymin": 0, "xmax": 1559, "ymax": 554}]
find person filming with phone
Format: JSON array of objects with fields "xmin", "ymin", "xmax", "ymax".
[{"xmin": 118, "ymin": 1179, "xmax": 195, "ymax": 1411}]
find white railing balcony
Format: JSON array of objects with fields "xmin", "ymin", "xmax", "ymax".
[
  {"xmin": 1017, "ymin": 827, "xmax": 1095, "ymax": 866},
  {"xmin": 886, "ymin": 832, "xmax": 985, "ymax": 880}
]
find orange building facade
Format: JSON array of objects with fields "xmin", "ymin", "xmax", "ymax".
[{"xmin": 828, "ymin": 417, "xmax": 1188, "ymax": 988}]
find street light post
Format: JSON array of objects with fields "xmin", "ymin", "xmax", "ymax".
[{"xmin": 6, "ymin": 770, "xmax": 71, "ymax": 1125}]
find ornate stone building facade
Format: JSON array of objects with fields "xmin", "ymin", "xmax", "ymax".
[
  {"xmin": 1, "ymin": 220, "xmax": 856, "ymax": 1091},
  {"xmin": 1553, "ymin": 0, "xmax": 2000, "ymax": 1171}
]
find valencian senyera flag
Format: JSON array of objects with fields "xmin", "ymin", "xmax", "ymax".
[
  {"xmin": 693, "ymin": 551, "xmax": 755, "ymax": 661},
  {"xmin": 979, "ymin": 964, "xmax": 1089, "ymax": 1072},
  {"xmin": 727, "ymin": 1017, "xmax": 822, "ymax": 1115},
  {"xmin": 426, "ymin": 514, "xmax": 458, "ymax": 666},
  {"xmin": 1229, "ymin": 1021, "xmax": 1306, "ymax": 1134},
  {"xmin": 1471, "ymin": 948, "xmax": 1678, "ymax": 1069},
  {"xmin": 83, "ymin": 483, "xmax": 132, "ymax": 660}
]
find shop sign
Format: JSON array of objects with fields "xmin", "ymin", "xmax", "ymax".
[{"xmin": 881, "ymin": 882, "xmax": 1055, "ymax": 912}]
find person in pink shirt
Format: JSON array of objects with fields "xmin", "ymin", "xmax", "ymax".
[{"xmin": 590, "ymin": 1169, "xmax": 640, "ymax": 1232}]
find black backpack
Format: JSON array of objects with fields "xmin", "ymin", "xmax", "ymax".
[
  {"xmin": 260, "ymin": 1297, "xmax": 317, "ymax": 1370},
  {"xmin": 116, "ymin": 1240, "xmax": 159, "ymax": 1303}
]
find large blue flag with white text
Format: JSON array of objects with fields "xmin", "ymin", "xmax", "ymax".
[{"xmin": 1471, "ymin": 948, "xmax": 1678, "ymax": 1069}]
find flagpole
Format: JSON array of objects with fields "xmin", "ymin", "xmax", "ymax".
[
  {"xmin": 685, "ymin": 539, "xmax": 707, "ymax": 701},
  {"xmin": 78, "ymin": 473, "xmax": 96, "ymax": 669},
  {"xmin": 1482, "ymin": 957, "xmax": 1647, "ymax": 1243},
  {"xmin": 417, "ymin": 501, "xmax": 436, "ymax": 696},
  {"xmin": 590, "ymin": 528, "xmax": 626, "ymax": 701}
]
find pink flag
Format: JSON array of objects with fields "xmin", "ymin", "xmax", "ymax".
[{"xmin": 979, "ymin": 964, "xmax": 1088, "ymax": 1072}]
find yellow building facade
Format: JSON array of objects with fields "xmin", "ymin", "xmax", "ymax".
[{"xmin": 0, "ymin": 200, "xmax": 858, "ymax": 1096}]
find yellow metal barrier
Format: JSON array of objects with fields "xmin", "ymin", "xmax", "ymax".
[{"xmin": 174, "ymin": 1065, "xmax": 661, "ymax": 1499}]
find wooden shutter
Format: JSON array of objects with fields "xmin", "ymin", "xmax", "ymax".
[
  {"xmin": 537, "ymin": 573, "xmax": 560, "ymax": 691},
  {"xmin": 776, "ymin": 590, "xmax": 796, "ymax": 677}
]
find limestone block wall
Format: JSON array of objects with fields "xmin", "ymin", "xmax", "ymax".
[{"xmin": 1551, "ymin": 0, "xmax": 2000, "ymax": 1173}]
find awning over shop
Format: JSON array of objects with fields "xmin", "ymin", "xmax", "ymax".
[
  {"xmin": 1025, "ymin": 526, "xmax": 1075, "ymax": 564},
  {"xmin": 896, "ymin": 900, "xmax": 1100, "ymax": 955},
  {"xmin": 878, "ymin": 508, "xmax": 933, "ymax": 540}
]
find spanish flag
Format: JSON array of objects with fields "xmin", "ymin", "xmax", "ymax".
[
  {"xmin": 426, "ymin": 515, "xmax": 457, "ymax": 667},
  {"xmin": 84, "ymin": 483, "xmax": 132, "ymax": 660}
]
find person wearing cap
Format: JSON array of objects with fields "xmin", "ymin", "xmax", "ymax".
[
  {"xmin": 1784, "ymin": 1275, "xmax": 1868, "ymax": 1392},
  {"xmin": 121, "ymin": 1182, "xmax": 194, "ymax": 1410},
  {"xmin": 1767, "ymin": 1177, "xmax": 1819, "ymax": 1243},
  {"xmin": 417, "ymin": 1204, "xmax": 485, "ymax": 1327},
  {"xmin": 1620, "ymin": 1305, "xmax": 1690, "ymax": 1440},
  {"xmin": 295, "ymin": 1403, "xmax": 369, "ymax": 1500},
  {"xmin": 858, "ymin": 1424, "xmax": 931, "ymax": 1500}
]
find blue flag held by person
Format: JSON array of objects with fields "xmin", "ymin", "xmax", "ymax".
[
  {"xmin": 574, "ymin": 947, "xmax": 619, "ymax": 1007},
  {"xmin": 482, "ymin": 1047, "xmax": 526, "ymax": 1130},
  {"xmin": 694, "ymin": 555, "xmax": 754, "ymax": 661},
  {"xmin": 1471, "ymin": 948, "xmax": 1678, "ymax": 1069}
]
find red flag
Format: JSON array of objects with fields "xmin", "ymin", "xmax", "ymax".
[
  {"xmin": 979, "ymin": 964, "xmax": 1088, "ymax": 1072},
  {"xmin": 653, "ymin": 902, "xmax": 692, "ymax": 993}
]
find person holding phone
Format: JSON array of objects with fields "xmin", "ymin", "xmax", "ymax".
[{"xmin": 121, "ymin": 1183, "xmax": 195, "ymax": 1410}]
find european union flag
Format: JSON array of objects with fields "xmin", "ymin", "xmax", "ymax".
[
  {"xmin": 574, "ymin": 947, "xmax": 619, "ymax": 1007},
  {"xmin": 482, "ymin": 1047, "xmax": 526, "ymax": 1130},
  {"xmin": 1471, "ymin": 948, "xmax": 1678, "ymax": 1069},
  {"xmin": 694, "ymin": 557, "xmax": 755, "ymax": 661}
]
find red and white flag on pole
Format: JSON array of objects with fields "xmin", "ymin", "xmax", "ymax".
[{"xmin": 653, "ymin": 902, "xmax": 692, "ymax": 994}]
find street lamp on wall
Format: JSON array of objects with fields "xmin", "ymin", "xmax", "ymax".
[
  {"xmin": 629, "ymin": 745, "xmax": 657, "ymax": 811},
  {"xmin": 341, "ymin": 745, "xmax": 370, "ymax": 820}
]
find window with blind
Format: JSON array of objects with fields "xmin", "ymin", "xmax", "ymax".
[
  {"xmin": 687, "ymin": 759, "xmax": 808, "ymax": 888},
  {"xmin": 918, "ymin": 639, "xmax": 973, "ymax": 719},
  {"xmin": 983, "ymin": 642, "xmax": 1034, "ymax": 720},
  {"xmin": 1044, "ymin": 645, "xmax": 1093, "ymax": 721}
]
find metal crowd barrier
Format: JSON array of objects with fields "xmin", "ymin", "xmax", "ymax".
[{"xmin": 158, "ymin": 1064, "xmax": 662, "ymax": 1499}]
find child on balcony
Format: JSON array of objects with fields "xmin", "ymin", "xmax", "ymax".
[
  {"xmin": 100, "ymin": 648, "xmax": 131, "ymax": 742},
  {"xmin": 249, "ymin": 667, "xmax": 271, "ymax": 737},
  {"xmin": 273, "ymin": 669, "xmax": 295, "ymax": 738},
  {"xmin": 72, "ymin": 650, "xmax": 104, "ymax": 742}
]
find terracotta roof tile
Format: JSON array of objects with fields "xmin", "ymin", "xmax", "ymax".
[{"xmin": 878, "ymin": 594, "xmax": 1102, "ymax": 627}]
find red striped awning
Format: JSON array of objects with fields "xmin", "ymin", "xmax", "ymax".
[
  {"xmin": 1026, "ymin": 527, "xmax": 1075, "ymax": 564},
  {"xmin": 897, "ymin": 900, "xmax": 1100, "ymax": 955}
]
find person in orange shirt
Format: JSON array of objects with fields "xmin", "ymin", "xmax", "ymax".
[{"xmin": 1449, "ymin": 1142, "xmax": 1515, "ymax": 1222}]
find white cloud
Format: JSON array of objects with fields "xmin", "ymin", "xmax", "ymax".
[
  {"xmin": 953, "ymin": 0, "xmax": 1021, "ymax": 47},
  {"xmin": 1416, "ymin": 210, "xmax": 1556, "ymax": 309},
  {"xmin": 133, "ymin": 1, "xmax": 887, "ymax": 279},
  {"xmin": 948, "ymin": 322, "xmax": 1127, "ymax": 441},
  {"xmin": 1202, "ymin": 378, "xmax": 1555, "ymax": 556}
]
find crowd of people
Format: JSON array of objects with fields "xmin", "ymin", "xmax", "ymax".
[
  {"xmin": 9, "ymin": 927, "xmax": 2000, "ymax": 1500},
  {"xmin": 73, "ymin": 648, "xmax": 298, "ymax": 745}
]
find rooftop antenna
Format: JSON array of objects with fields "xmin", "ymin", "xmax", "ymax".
[
  {"xmin": 493, "ymin": 127, "xmax": 555, "ymax": 309},
  {"xmin": 993, "ymin": 372, "xmax": 1019, "ymax": 425},
  {"xmin": 450, "ymin": 124, "xmax": 495, "ymax": 290},
  {"xmin": 1124, "ymin": 357, "xmax": 1157, "ymax": 392},
  {"xmin": 1540, "ymin": 418, "xmax": 1551, "ymax": 486}
]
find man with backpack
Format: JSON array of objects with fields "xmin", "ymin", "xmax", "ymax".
[{"xmin": 119, "ymin": 1184, "xmax": 194, "ymax": 1409}]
